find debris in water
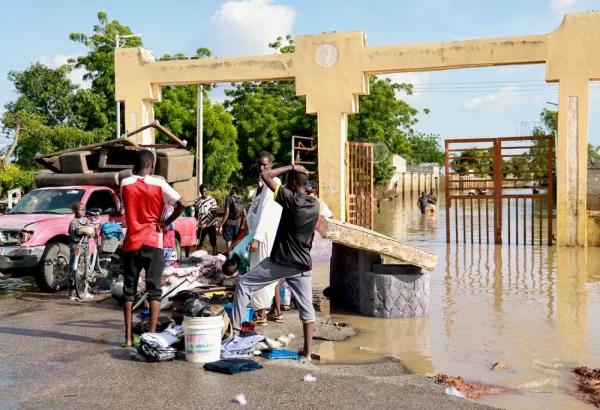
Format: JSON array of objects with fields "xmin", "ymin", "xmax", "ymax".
[
  {"xmin": 235, "ymin": 394, "xmax": 247, "ymax": 406},
  {"xmin": 492, "ymin": 362, "xmax": 508, "ymax": 371},
  {"xmin": 445, "ymin": 387, "xmax": 466, "ymax": 398},
  {"xmin": 436, "ymin": 374, "xmax": 507, "ymax": 400},
  {"xmin": 574, "ymin": 366, "xmax": 600, "ymax": 407},
  {"xmin": 304, "ymin": 374, "xmax": 317, "ymax": 383}
]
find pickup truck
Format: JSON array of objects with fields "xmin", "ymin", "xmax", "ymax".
[{"xmin": 0, "ymin": 185, "xmax": 197, "ymax": 292}]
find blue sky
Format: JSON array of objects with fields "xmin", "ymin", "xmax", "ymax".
[{"xmin": 1, "ymin": 0, "xmax": 600, "ymax": 145}]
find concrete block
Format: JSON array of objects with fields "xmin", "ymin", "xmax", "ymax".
[
  {"xmin": 171, "ymin": 178, "xmax": 197, "ymax": 205},
  {"xmin": 59, "ymin": 151, "xmax": 93, "ymax": 174},
  {"xmin": 155, "ymin": 149, "xmax": 194, "ymax": 183}
]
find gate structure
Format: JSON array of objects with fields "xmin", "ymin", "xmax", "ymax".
[
  {"xmin": 445, "ymin": 136, "xmax": 554, "ymax": 246},
  {"xmin": 346, "ymin": 142, "xmax": 374, "ymax": 230}
]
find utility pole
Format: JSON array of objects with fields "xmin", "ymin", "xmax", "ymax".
[
  {"xmin": 197, "ymin": 85, "xmax": 204, "ymax": 188},
  {"xmin": 115, "ymin": 34, "xmax": 120, "ymax": 139},
  {"xmin": 114, "ymin": 33, "xmax": 142, "ymax": 139}
]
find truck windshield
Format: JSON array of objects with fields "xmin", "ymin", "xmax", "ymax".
[{"xmin": 9, "ymin": 189, "xmax": 85, "ymax": 215}]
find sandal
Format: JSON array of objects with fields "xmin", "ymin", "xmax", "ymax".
[
  {"xmin": 281, "ymin": 304, "xmax": 291, "ymax": 311},
  {"xmin": 253, "ymin": 316, "xmax": 267, "ymax": 327},
  {"xmin": 121, "ymin": 336, "xmax": 140, "ymax": 348},
  {"xmin": 267, "ymin": 313, "xmax": 283, "ymax": 323}
]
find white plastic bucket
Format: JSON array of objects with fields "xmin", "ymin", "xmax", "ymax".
[{"xmin": 183, "ymin": 315, "xmax": 224, "ymax": 363}]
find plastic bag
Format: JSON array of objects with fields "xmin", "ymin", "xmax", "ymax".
[
  {"xmin": 445, "ymin": 387, "xmax": 466, "ymax": 399},
  {"xmin": 182, "ymin": 295, "xmax": 213, "ymax": 317}
]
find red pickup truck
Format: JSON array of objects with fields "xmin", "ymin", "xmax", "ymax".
[{"xmin": 0, "ymin": 185, "xmax": 197, "ymax": 292}]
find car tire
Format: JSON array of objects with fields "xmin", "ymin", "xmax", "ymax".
[{"xmin": 36, "ymin": 242, "xmax": 70, "ymax": 292}]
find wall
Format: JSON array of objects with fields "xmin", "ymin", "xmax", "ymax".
[{"xmin": 387, "ymin": 156, "xmax": 440, "ymax": 196}]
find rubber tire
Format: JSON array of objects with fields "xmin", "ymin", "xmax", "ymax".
[
  {"xmin": 36, "ymin": 242, "xmax": 70, "ymax": 292},
  {"xmin": 74, "ymin": 248, "xmax": 89, "ymax": 299}
]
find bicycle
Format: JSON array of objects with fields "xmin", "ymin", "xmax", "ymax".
[{"xmin": 73, "ymin": 211, "xmax": 123, "ymax": 299}]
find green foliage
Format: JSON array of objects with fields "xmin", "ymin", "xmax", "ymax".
[
  {"xmin": 0, "ymin": 165, "xmax": 35, "ymax": 194},
  {"xmin": 405, "ymin": 133, "xmax": 444, "ymax": 166},
  {"xmin": 5, "ymin": 63, "xmax": 78, "ymax": 126},
  {"xmin": 67, "ymin": 11, "xmax": 143, "ymax": 130},
  {"xmin": 154, "ymin": 48, "xmax": 240, "ymax": 187}
]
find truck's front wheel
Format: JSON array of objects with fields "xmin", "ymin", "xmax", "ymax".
[{"xmin": 36, "ymin": 242, "xmax": 70, "ymax": 292}]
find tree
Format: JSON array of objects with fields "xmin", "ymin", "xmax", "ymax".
[
  {"xmin": 154, "ymin": 48, "xmax": 241, "ymax": 186},
  {"xmin": 4, "ymin": 63, "xmax": 78, "ymax": 126},
  {"xmin": 67, "ymin": 11, "xmax": 143, "ymax": 130}
]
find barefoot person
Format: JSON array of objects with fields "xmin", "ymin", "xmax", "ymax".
[
  {"xmin": 231, "ymin": 164, "xmax": 320, "ymax": 360},
  {"xmin": 120, "ymin": 149, "xmax": 185, "ymax": 348},
  {"xmin": 246, "ymin": 152, "xmax": 283, "ymax": 326}
]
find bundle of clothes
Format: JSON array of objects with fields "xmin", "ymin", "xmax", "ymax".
[{"xmin": 136, "ymin": 251, "xmax": 234, "ymax": 310}]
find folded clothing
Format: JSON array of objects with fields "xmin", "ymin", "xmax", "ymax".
[
  {"xmin": 260, "ymin": 348, "xmax": 301, "ymax": 361},
  {"xmin": 203, "ymin": 358, "xmax": 262, "ymax": 375},
  {"xmin": 134, "ymin": 339, "xmax": 178, "ymax": 362},
  {"xmin": 221, "ymin": 335, "xmax": 266, "ymax": 358}
]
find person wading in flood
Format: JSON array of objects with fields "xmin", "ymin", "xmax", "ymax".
[
  {"xmin": 120, "ymin": 149, "xmax": 186, "ymax": 348},
  {"xmin": 418, "ymin": 191, "xmax": 428, "ymax": 214},
  {"xmin": 246, "ymin": 151, "xmax": 283, "ymax": 327},
  {"xmin": 231, "ymin": 164, "xmax": 320, "ymax": 360}
]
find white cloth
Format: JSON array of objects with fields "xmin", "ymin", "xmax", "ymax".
[{"xmin": 247, "ymin": 178, "xmax": 282, "ymax": 310}]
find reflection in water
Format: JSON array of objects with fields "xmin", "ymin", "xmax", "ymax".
[{"xmin": 316, "ymin": 195, "xmax": 600, "ymax": 409}]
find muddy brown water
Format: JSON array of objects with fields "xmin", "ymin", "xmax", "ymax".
[{"xmin": 313, "ymin": 194, "xmax": 600, "ymax": 409}]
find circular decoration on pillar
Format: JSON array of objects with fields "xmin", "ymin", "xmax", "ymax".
[{"xmin": 316, "ymin": 43, "xmax": 339, "ymax": 67}]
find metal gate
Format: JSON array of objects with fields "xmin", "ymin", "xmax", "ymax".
[
  {"xmin": 346, "ymin": 141, "xmax": 374, "ymax": 230},
  {"xmin": 445, "ymin": 136, "xmax": 554, "ymax": 245}
]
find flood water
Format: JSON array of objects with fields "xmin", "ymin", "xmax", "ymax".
[{"xmin": 314, "ymin": 193, "xmax": 600, "ymax": 409}]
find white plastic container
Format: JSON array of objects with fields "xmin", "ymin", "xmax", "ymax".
[{"xmin": 183, "ymin": 315, "xmax": 224, "ymax": 363}]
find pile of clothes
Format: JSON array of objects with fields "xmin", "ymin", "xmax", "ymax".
[
  {"xmin": 220, "ymin": 321, "xmax": 301, "ymax": 361},
  {"xmin": 131, "ymin": 324, "xmax": 183, "ymax": 362},
  {"xmin": 136, "ymin": 251, "xmax": 229, "ymax": 310}
]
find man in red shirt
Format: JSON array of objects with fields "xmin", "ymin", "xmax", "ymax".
[{"xmin": 120, "ymin": 150, "xmax": 185, "ymax": 347}]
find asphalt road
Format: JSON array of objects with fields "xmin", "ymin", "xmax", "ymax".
[{"xmin": 0, "ymin": 290, "xmax": 496, "ymax": 410}]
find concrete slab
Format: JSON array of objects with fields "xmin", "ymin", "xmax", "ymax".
[{"xmin": 317, "ymin": 218, "xmax": 438, "ymax": 270}]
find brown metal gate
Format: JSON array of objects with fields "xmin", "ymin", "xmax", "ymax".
[
  {"xmin": 445, "ymin": 136, "xmax": 554, "ymax": 245},
  {"xmin": 346, "ymin": 141, "xmax": 374, "ymax": 230}
]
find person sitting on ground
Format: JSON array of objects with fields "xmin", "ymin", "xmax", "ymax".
[
  {"xmin": 68, "ymin": 201, "xmax": 88, "ymax": 301},
  {"xmin": 417, "ymin": 192, "xmax": 428, "ymax": 214},
  {"xmin": 231, "ymin": 164, "xmax": 321, "ymax": 361},
  {"xmin": 195, "ymin": 184, "xmax": 218, "ymax": 256},
  {"xmin": 218, "ymin": 187, "xmax": 246, "ymax": 259},
  {"xmin": 427, "ymin": 188, "xmax": 438, "ymax": 205}
]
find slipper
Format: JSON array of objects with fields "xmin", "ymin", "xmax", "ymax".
[
  {"xmin": 121, "ymin": 336, "xmax": 140, "ymax": 348},
  {"xmin": 267, "ymin": 313, "xmax": 283, "ymax": 323},
  {"xmin": 281, "ymin": 304, "xmax": 291, "ymax": 311},
  {"xmin": 253, "ymin": 316, "xmax": 267, "ymax": 327}
]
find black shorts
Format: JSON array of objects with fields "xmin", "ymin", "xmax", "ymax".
[
  {"xmin": 199, "ymin": 225, "xmax": 217, "ymax": 247},
  {"xmin": 123, "ymin": 245, "xmax": 164, "ymax": 302},
  {"xmin": 222, "ymin": 224, "xmax": 239, "ymax": 242}
]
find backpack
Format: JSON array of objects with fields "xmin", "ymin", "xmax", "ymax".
[{"xmin": 229, "ymin": 196, "xmax": 245, "ymax": 220}]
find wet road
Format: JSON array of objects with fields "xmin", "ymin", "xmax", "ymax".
[{"xmin": 0, "ymin": 291, "xmax": 492, "ymax": 410}]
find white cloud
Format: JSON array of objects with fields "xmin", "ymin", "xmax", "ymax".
[
  {"xmin": 551, "ymin": 0, "xmax": 580, "ymax": 12},
  {"xmin": 462, "ymin": 86, "xmax": 543, "ymax": 112},
  {"xmin": 37, "ymin": 53, "xmax": 89, "ymax": 89},
  {"xmin": 385, "ymin": 72, "xmax": 431, "ymax": 100},
  {"xmin": 210, "ymin": 0, "xmax": 296, "ymax": 56}
]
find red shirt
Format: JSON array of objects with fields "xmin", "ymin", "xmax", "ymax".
[{"xmin": 120, "ymin": 175, "xmax": 181, "ymax": 252}]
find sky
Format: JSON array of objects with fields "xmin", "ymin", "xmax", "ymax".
[{"xmin": 1, "ymin": 0, "xmax": 600, "ymax": 146}]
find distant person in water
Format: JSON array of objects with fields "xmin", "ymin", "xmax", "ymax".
[
  {"xmin": 427, "ymin": 188, "xmax": 438, "ymax": 205},
  {"xmin": 418, "ymin": 192, "xmax": 428, "ymax": 214}
]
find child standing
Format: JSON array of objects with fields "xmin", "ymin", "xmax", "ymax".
[{"xmin": 68, "ymin": 201, "xmax": 87, "ymax": 301}]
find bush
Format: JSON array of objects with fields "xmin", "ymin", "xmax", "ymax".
[{"xmin": 0, "ymin": 165, "xmax": 35, "ymax": 195}]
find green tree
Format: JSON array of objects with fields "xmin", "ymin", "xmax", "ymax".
[
  {"xmin": 67, "ymin": 11, "xmax": 143, "ymax": 130},
  {"xmin": 154, "ymin": 48, "xmax": 241, "ymax": 186},
  {"xmin": 404, "ymin": 133, "xmax": 444, "ymax": 166},
  {"xmin": 4, "ymin": 63, "xmax": 78, "ymax": 126}
]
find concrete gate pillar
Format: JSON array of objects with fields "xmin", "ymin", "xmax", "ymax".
[{"xmin": 556, "ymin": 78, "xmax": 589, "ymax": 246}]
